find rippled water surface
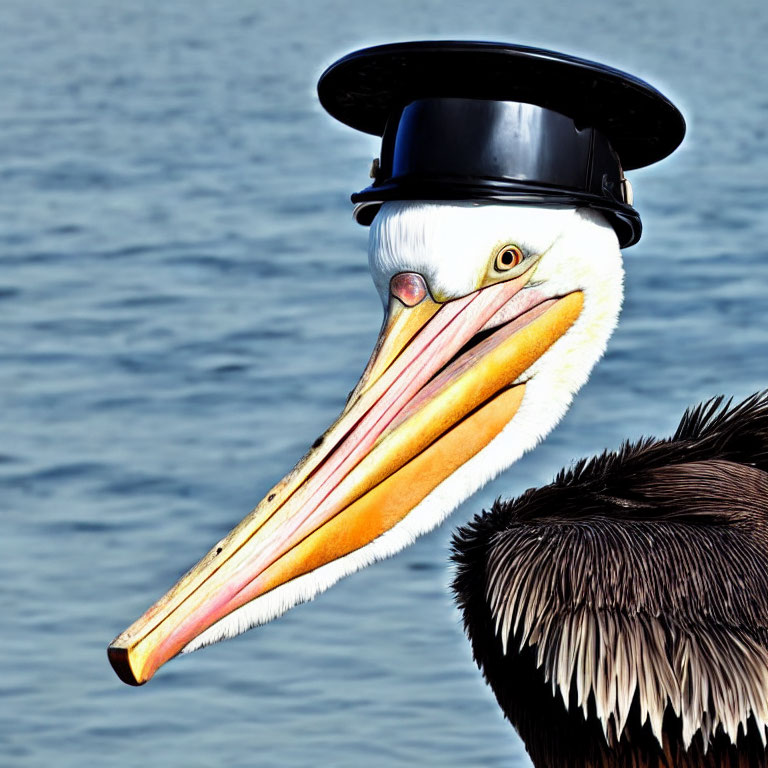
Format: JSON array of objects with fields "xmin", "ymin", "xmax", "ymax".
[{"xmin": 3, "ymin": 1, "xmax": 768, "ymax": 766}]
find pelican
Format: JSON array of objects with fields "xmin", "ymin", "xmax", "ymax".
[
  {"xmin": 106, "ymin": 41, "xmax": 767, "ymax": 767},
  {"xmin": 452, "ymin": 393, "xmax": 768, "ymax": 767}
]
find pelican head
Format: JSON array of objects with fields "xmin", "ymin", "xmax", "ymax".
[{"xmin": 108, "ymin": 199, "xmax": 624, "ymax": 685}]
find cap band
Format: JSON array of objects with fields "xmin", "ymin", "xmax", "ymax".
[{"xmin": 352, "ymin": 98, "xmax": 641, "ymax": 247}]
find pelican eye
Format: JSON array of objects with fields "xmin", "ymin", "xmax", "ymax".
[{"xmin": 495, "ymin": 245, "xmax": 525, "ymax": 272}]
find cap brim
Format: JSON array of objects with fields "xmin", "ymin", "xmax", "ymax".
[{"xmin": 318, "ymin": 40, "xmax": 685, "ymax": 170}]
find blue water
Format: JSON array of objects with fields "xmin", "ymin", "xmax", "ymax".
[{"xmin": 3, "ymin": 1, "xmax": 768, "ymax": 766}]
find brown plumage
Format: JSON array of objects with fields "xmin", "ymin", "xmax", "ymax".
[{"xmin": 451, "ymin": 393, "xmax": 768, "ymax": 768}]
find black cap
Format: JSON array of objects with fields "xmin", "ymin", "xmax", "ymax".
[{"xmin": 317, "ymin": 41, "xmax": 685, "ymax": 248}]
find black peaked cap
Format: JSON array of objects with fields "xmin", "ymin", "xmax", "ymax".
[{"xmin": 317, "ymin": 41, "xmax": 685, "ymax": 248}]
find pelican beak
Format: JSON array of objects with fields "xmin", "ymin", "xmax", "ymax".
[{"xmin": 108, "ymin": 268, "xmax": 583, "ymax": 686}]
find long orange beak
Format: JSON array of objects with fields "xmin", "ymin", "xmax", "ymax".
[{"xmin": 108, "ymin": 268, "xmax": 583, "ymax": 685}]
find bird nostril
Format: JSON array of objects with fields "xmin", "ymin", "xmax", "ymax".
[{"xmin": 390, "ymin": 272, "xmax": 428, "ymax": 307}]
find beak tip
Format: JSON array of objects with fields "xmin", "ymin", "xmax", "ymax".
[{"xmin": 107, "ymin": 644, "xmax": 146, "ymax": 686}]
